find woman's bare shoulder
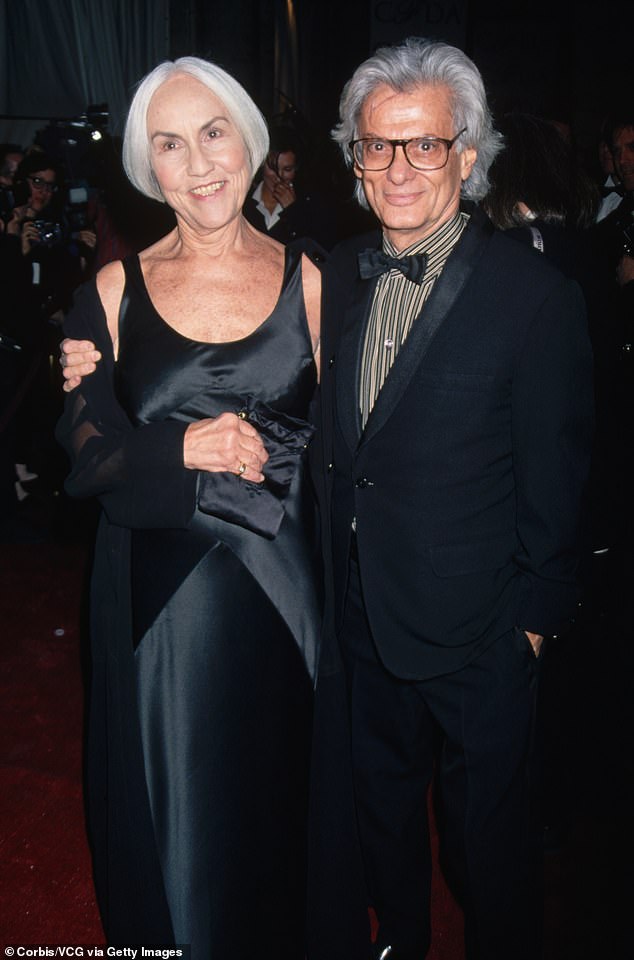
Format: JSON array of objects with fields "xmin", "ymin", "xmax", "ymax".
[{"xmin": 96, "ymin": 259, "xmax": 125, "ymax": 311}]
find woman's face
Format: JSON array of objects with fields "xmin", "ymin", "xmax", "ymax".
[
  {"xmin": 262, "ymin": 150, "xmax": 297, "ymax": 193},
  {"xmin": 147, "ymin": 73, "xmax": 251, "ymax": 235},
  {"xmin": 27, "ymin": 168, "xmax": 57, "ymax": 213}
]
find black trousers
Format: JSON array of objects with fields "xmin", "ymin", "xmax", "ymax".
[{"xmin": 340, "ymin": 553, "xmax": 543, "ymax": 960}]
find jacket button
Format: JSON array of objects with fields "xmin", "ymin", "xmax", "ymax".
[
  {"xmin": 329, "ymin": 356, "xmax": 335, "ymax": 367},
  {"xmin": 355, "ymin": 477, "xmax": 373, "ymax": 489},
  {"xmin": 327, "ymin": 462, "xmax": 333, "ymax": 472}
]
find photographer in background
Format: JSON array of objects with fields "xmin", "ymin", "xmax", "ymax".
[
  {"xmin": 6, "ymin": 152, "xmax": 95, "ymax": 308},
  {"xmin": 1, "ymin": 151, "xmax": 95, "ymax": 523}
]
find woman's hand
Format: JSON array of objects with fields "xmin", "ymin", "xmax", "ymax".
[
  {"xmin": 272, "ymin": 179, "xmax": 296, "ymax": 209},
  {"xmin": 6, "ymin": 205, "xmax": 39, "ymax": 254},
  {"xmin": 5, "ymin": 205, "xmax": 28, "ymax": 237},
  {"xmin": 60, "ymin": 338, "xmax": 102, "ymax": 392},
  {"xmin": 20, "ymin": 218, "xmax": 41, "ymax": 255},
  {"xmin": 184, "ymin": 414, "xmax": 268, "ymax": 483}
]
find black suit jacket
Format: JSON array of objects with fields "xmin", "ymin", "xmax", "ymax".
[{"xmin": 312, "ymin": 206, "xmax": 594, "ymax": 680}]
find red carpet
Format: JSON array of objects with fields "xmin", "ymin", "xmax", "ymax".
[
  {"xmin": 0, "ymin": 541, "xmax": 104, "ymax": 944},
  {"xmin": 0, "ymin": 539, "xmax": 464, "ymax": 955},
  {"xmin": 2, "ymin": 534, "xmax": 631, "ymax": 957}
]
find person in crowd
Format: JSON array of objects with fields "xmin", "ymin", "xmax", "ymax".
[
  {"xmin": 243, "ymin": 125, "xmax": 338, "ymax": 248},
  {"xmin": 483, "ymin": 111, "xmax": 599, "ymax": 272},
  {"xmin": 5, "ymin": 151, "xmax": 96, "ymax": 321},
  {"xmin": 1, "ymin": 142, "xmax": 32, "ymax": 533},
  {"xmin": 0, "ymin": 143, "xmax": 24, "ymax": 226},
  {"xmin": 2, "ymin": 153, "xmax": 93, "ymax": 506},
  {"xmin": 56, "ymin": 56, "xmax": 322, "ymax": 958},
  {"xmin": 0, "ymin": 142, "xmax": 23, "ymax": 187},
  {"xmin": 481, "ymin": 113, "xmax": 606, "ymax": 542},
  {"xmin": 591, "ymin": 110, "xmax": 634, "ymax": 320},
  {"xmin": 482, "ymin": 110, "xmax": 601, "ymax": 852},
  {"xmin": 308, "ymin": 38, "xmax": 593, "ymax": 960},
  {"xmin": 596, "ymin": 131, "xmax": 623, "ymax": 223},
  {"xmin": 62, "ymin": 38, "xmax": 595, "ymax": 960}
]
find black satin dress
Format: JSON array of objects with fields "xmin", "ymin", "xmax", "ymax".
[{"xmin": 109, "ymin": 246, "xmax": 320, "ymax": 957}]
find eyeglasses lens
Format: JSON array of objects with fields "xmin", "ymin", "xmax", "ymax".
[{"xmin": 354, "ymin": 139, "xmax": 449, "ymax": 171}]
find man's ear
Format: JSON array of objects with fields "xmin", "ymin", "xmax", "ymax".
[{"xmin": 460, "ymin": 147, "xmax": 477, "ymax": 182}]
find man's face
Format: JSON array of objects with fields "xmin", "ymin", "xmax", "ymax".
[
  {"xmin": 354, "ymin": 83, "xmax": 476, "ymax": 251},
  {"xmin": 611, "ymin": 125, "xmax": 634, "ymax": 193}
]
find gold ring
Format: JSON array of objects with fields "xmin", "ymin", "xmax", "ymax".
[{"xmin": 237, "ymin": 461, "xmax": 247, "ymax": 476}]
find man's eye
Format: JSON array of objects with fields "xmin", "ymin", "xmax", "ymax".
[
  {"xmin": 367, "ymin": 140, "xmax": 386, "ymax": 154},
  {"xmin": 410, "ymin": 140, "xmax": 440, "ymax": 157}
]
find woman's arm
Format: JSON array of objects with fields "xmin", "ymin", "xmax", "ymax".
[{"xmin": 57, "ymin": 281, "xmax": 267, "ymax": 529}]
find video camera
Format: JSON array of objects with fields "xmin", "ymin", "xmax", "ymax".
[{"xmin": 0, "ymin": 103, "xmax": 109, "ymax": 239}]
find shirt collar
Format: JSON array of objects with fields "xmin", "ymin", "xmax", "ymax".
[{"xmin": 383, "ymin": 211, "xmax": 467, "ymax": 258}]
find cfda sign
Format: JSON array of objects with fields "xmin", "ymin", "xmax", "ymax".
[{"xmin": 370, "ymin": 0, "xmax": 467, "ymax": 50}]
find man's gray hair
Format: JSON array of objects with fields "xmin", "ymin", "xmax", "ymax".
[
  {"xmin": 122, "ymin": 56, "xmax": 269, "ymax": 204},
  {"xmin": 332, "ymin": 37, "xmax": 503, "ymax": 208}
]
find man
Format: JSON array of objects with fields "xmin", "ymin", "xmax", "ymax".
[
  {"xmin": 60, "ymin": 38, "xmax": 594, "ymax": 960},
  {"xmin": 310, "ymin": 38, "xmax": 593, "ymax": 960}
]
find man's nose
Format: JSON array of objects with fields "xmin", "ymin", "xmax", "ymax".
[{"xmin": 387, "ymin": 143, "xmax": 415, "ymax": 180}]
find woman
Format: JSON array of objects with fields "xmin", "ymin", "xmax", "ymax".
[
  {"xmin": 57, "ymin": 57, "xmax": 322, "ymax": 957},
  {"xmin": 243, "ymin": 127, "xmax": 300, "ymax": 240},
  {"xmin": 482, "ymin": 112, "xmax": 599, "ymax": 272},
  {"xmin": 243, "ymin": 127, "xmax": 338, "ymax": 249}
]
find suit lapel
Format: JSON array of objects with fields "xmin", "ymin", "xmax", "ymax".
[
  {"xmin": 334, "ymin": 271, "xmax": 377, "ymax": 452},
  {"xmin": 360, "ymin": 207, "xmax": 495, "ymax": 447}
]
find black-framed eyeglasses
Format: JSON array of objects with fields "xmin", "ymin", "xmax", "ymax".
[
  {"xmin": 350, "ymin": 128, "xmax": 467, "ymax": 172},
  {"xmin": 27, "ymin": 176, "xmax": 57, "ymax": 193}
]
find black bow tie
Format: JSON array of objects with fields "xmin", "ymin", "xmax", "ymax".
[{"xmin": 358, "ymin": 248, "xmax": 428, "ymax": 284}]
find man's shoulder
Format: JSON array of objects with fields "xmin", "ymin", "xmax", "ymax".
[
  {"xmin": 484, "ymin": 223, "xmax": 574, "ymax": 286},
  {"xmin": 329, "ymin": 229, "xmax": 382, "ymax": 277}
]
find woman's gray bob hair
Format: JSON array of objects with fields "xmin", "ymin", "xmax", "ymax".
[
  {"xmin": 122, "ymin": 56, "xmax": 269, "ymax": 204},
  {"xmin": 332, "ymin": 37, "xmax": 503, "ymax": 208}
]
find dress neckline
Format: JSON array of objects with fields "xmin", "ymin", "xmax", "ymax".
[{"xmin": 128, "ymin": 245, "xmax": 293, "ymax": 348}]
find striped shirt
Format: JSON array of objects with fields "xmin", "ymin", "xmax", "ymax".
[{"xmin": 359, "ymin": 211, "xmax": 469, "ymax": 427}]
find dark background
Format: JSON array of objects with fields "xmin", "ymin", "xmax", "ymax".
[
  {"xmin": 2, "ymin": 1, "xmax": 633, "ymax": 187},
  {"xmin": 167, "ymin": 0, "xmax": 634, "ymax": 176}
]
